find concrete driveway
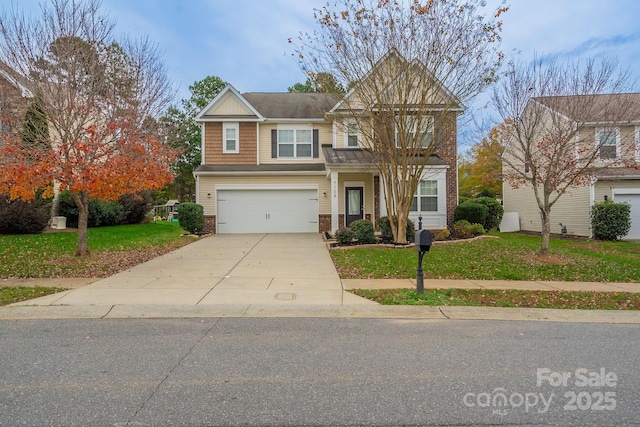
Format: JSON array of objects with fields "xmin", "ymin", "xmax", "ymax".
[{"xmin": 22, "ymin": 234, "xmax": 372, "ymax": 307}]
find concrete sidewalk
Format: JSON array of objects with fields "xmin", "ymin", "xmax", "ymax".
[{"xmin": 1, "ymin": 233, "xmax": 639, "ymax": 322}]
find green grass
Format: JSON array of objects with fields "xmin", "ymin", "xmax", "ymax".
[
  {"xmin": 0, "ymin": 286, "xmax": 66, "ymax": 306},
  {"xmin": 331, "ymin": 232, "xmax": 640, "ymax": 283},
  {"xmin": 351, "ymin": 288, "xmax": 640, "ymax": 310},
  {"xmin": 0, "ymin": 222, "xmax": 190, "ymax": 278}
]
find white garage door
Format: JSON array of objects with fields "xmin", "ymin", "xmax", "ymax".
[
  {"xmin": 217, "ymin": 189, "xmax": 319, "ymax": 233},
  {"xmin": 616, "ymin": 193, "xmax": 640, "ymax": 240}
]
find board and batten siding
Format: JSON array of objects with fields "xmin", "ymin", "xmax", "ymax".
[{"xmin": 197, "ymin": 175, "xmax": 331, "ymax": 217}]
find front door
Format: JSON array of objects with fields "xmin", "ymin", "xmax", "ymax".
[{"xmin": 345, "ymin": 187, "xmax": 364, "ymax": 227}]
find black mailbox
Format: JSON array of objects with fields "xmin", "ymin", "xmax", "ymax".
[{"xmin": 415, "ymin": 229, "xmax": 433, "ymax": 252}]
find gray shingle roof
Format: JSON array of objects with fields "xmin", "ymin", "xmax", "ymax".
[
  {"xmin": 534, "ymin": 93, "xmax": 640, "ymax": 123},
  {"xmin": 322, "ymin": 145, "xmax": 449, "ymax": 166},
  {"xmin": 242, "ymin": 92, "xmax": 339, "ymax": 119}
]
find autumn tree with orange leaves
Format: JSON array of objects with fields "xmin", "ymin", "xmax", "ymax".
[{"xmin": 0, "ymin": 0, "xmax": 176, "ymax": 256}]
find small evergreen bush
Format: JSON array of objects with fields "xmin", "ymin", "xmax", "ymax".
[
  {"xmin": 434, "ymin": 229, "xmax": 450, "ymax": 241},
  {"xmin": 119, "ymin": 191, "xmax": 153, "ymax": 225},
  {"xmin": 590, "ymin": 200, "xmax": 631, "ymax": 241},
  {"xmin": 454, "ymin": 202, "xmax": 488, "ymax": 226},
  {"xmin": 472, "ymin": 197, "xmax": 504, "ymax": 231},
  {"xmin": 335, "ymin": 227, "xmax": 355, "ymax": 245},
  {"xmin": 57, "ymin": 190, "xmax": 124, "ymax": 227},
  {"xmin": 177, "ymin": 202, "xmax": 205, "ymax": 234},
  {"xmin": 349, "ymin": 219, "xmax": 376, "ymax": 244},
  {"xmin": 452, "ymin": 220, "xmax": 485, "ymax": 239},
  {"xmin": 378, "ymin": 216, "xmax": 415, "ymax": 242}
]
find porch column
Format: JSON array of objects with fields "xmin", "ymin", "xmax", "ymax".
[{"xmin": 331, "ymin": 170, "xmax": 339, "ymax": 232}]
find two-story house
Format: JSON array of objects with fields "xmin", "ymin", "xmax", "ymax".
[
  {"xmin": 194, "ymin": 56, "xmax": 460, "ymax": 235},
  {"xmin": 502, "ymin": 93, "xmax": 640, "ymax": 239},
  {"xmin": 0, "ymin": 61, "xmax": 33, "ymax": 141}
]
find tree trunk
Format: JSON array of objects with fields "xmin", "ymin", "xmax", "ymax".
[
  {"xmin": 395, "ymin": 212, "xmax": 408, "ymax": 244},
  {"xmin": 73, "ymin": 191, "xmax": 90, "ymax": 257},
  {"xmin": 539, "ymin": 209, "xmax": 550, "ymax": 256}
]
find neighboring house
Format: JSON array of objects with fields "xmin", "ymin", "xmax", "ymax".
[
  {"xmin": 194, "ymin": 56, "xmax": 460, "ymax": 234},
  {"xmin": 0, "ymin": 61, "xmax": 33, "ymax": 141},
  {"xmin": 503, "ymin": 93, "xmax": 640, "ymax": 240}
]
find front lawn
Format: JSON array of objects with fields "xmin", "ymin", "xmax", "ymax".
[
  {"xmin": 331, "ymin": 232, "xmax": 640, "ymax": 283},
  {"xmin": 0, "ymin": 286, "xmax": 66, "ymax": 306},
  {"xmin": 0, "ymin": 222, "xmax": 192, "ymax": 278}
]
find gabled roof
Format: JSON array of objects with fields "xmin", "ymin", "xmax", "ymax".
[
  {"xmin": 534, "ymin": 93, "xmax": 640, "ymax": 123},
  {"xmin": 195, "ymin": 84, "xmax": 339, "ymax": 122},
  {"xmin": 196, "ymin": 84, "xmax": 263, "ymax": 122},
  {"xmin": 330, "ymin": 49, "xmax": 463, "ymax": 114},
  {"xmin": 0, "ymin": 61, "xmax": 33, "ymax": 98}
]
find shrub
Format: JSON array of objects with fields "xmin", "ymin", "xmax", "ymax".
[
  {"xmin": 119, "ymin": 191, "xmax": 153, "ymax": 225},
  {"xmin": 434, "ymin": 229, "xmax": 450, "ymax": 241},
  {"xmin": 57, "ymin": 190, "xmax": 124, "ymax": 227},
  {"xmin": 335, "ymin": 227, "xmax": 355, "ymax": 245},
  {"xmin": 378, "ymin": 216, "xmax": 415, "ymax": 242},
  {"xmin": 454, "ymin": 202, "xmax": 488, "ymax": 226},
  {"xmin": 452, "ymin": 220, "xmax": 485, "ymax": 239},
  {"xmin": 476, "ymin": 189, "xmax": 495, "ymax": 198},
  {"xmin": 88, "ymin": 199, "xmax": 124, "ymax": 227},
  {"xmin": 590, "ymin": 200, "xmax": 631, "ymax": 241},
  {"xmin": 0, "ymin": 193, "xmax": 51, "ymax": 234},
  {"xmin": 177, "ymin": 202, "xmax": 204, "ymax": 234},
  {"xmin": 349, "ymin": 219, "xmax": 376, "ymax": 244},
  {"xmin": 472, "ymin": 197, "xmax": 504, "ymax": 231}
]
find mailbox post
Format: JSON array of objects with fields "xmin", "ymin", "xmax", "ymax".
[{"xmin": 414, "ymin": 229, "xmax": 433, "ymax": 293}]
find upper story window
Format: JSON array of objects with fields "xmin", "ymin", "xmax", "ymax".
[
  {"xmin": 396, "ymin": 115, "xmax": 434, "ymax": 148},
  {"xmin": 278, "ymin": 125, "xmax": 312, "ymax": 158},
  {"xmin": 223, "ymin": 122, "xmax": 239, "ymax": 153},
  {"xmin": 345, "ymin": 122, "xmax": 359, "ymax": 148},
  {"xmin": 597, "ymin": 128, "xmax": 619, "ymax": 160},
  {"xmin": 410, "ymin": 180, "xmax": 438, "ymax": 212}
]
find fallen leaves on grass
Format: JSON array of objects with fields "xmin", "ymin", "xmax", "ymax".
[{"xmin": 351, "ymin": 288, "xmax": 640, "ymax": 310}]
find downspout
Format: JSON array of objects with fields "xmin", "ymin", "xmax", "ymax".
[{"xmin": 589, "ymin": 176, "xmax": 598, "ymax": 238}]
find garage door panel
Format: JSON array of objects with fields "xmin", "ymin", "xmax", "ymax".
[
  {"xmin": 217, "ymin": 189, "xmax": 318, "ymax": 234},
  {"xmin": 615, "ymin": 193, "xmax": 640, "ymax": 240}
]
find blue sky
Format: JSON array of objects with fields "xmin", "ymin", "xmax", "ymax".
[{"xmin": 12, "ymin": 0, "xmax": 640, "ymax": 145}]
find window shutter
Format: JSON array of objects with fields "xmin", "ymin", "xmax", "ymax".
[
  {"xmin": 313, "ymin": 129, "xmax": 319, "ymax": 158},
  {"xmin": 271, "ymin": 129, "xmax": 277, "ymax": 158}
]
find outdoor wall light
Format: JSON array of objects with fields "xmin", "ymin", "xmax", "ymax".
[
  {"xmin": 207, "ymin": 192, "xmax": 211, "ymax": 198},
  {"xmin": 323, "ymin": 191, "xmax": 327, "ymax": 197}
]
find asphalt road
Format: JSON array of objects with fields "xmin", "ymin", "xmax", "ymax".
[{"xmin": 1, "ymin": 318, "xmax": 638, "ymax": 426}]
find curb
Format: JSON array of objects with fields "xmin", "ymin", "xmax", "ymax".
[{"xmin": 1, "ymin": 304, "xmax": 639, "ymax": 323}]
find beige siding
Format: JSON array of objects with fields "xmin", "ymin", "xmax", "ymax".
[
  {"xmin": 503, "ymin": 182, "xmax": 592, "ymax": 236},
  {"xmin": 205, "ymin": 95, "xmax": 253, "ymax": 116},
  {"xmin": 576, "ymin": 124, "xmax": 638, "ymax": 168},
  {"xmin": 258, "ymin": 122, "xmax": 331, "ymax": 164},
  {"xmin": 338, "ymin": 173, "xmax": 375, "ymax": 217},
  {"xmin": 198, "ymin": 175, "xmax": 330, "ymax": 216},
  {"xmin": 596, "ymin": 179, "xmax": 640, "ymax": 202}
]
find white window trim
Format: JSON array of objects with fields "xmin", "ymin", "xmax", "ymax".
[
  {"xmin": 344, "ymin": 120, "xmax": 360, "ymax": 148},
  {"xmin": 395, "ymin": 115, "xmax": 434, "ymax": 148},
  {"xmin": 596, "ymin": 127, "xmax": 620, "ymax": 161},
  {"xmin": 222, "ymin": 122, "xmax": 239, "ymax": 154},
  {"xmin": 411, "ymin": 179, "xmax": 439, "ymax": 213},
  {"xmin": 277, "ymin": 124, "xmax": 313, "ymax": 159}
]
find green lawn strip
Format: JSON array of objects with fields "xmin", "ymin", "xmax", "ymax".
[
  {"xmin": 351, "ymin": 288, "xmax": 640, "ymax": 310},
  {"xmin": 0, "ymin": 286, "xmax": 67, "ymax": 306},
  {"xmin": 0, "ymin": 222, "xmax": 190, "ymax": 278},
  {"xmin": 331, "ymin": 232, "xmax": 640, "ymax": 282}
]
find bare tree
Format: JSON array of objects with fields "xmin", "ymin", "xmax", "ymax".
[
  {"xmin": 493, "ymin": 56, "xmax": 635, "ymax": 255},
  {"xmin": 291, "ymin": 0, "xmax": 508, "ymax": 242},
  {"xmin": 0, "ymin": 0, "xmax": 176, "ymax": 256}
]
